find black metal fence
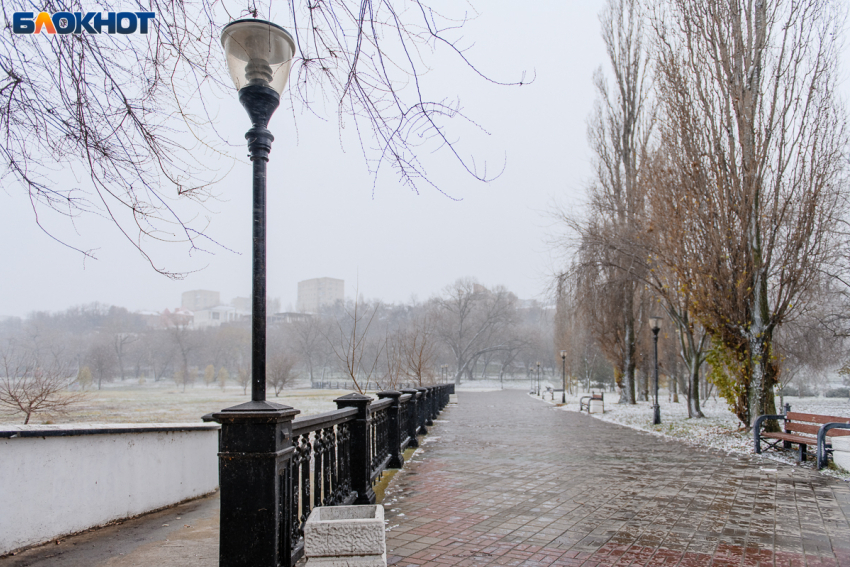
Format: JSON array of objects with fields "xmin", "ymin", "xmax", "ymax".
[
  {"xmin": 213, "ymin": 384, "xmax": 454, "ymax": 567},
  {"xmin": 310, "ymin": 381, "xmax": 449, "ymax": 390}
]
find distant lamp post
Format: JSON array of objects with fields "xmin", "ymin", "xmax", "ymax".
[
  {"xmin": 536, "ymin": 361, "xmax": 541, "ymax": 396},
  {"xmin": 214, "ymin": 19, "xmax": 298, "ymax": 567},
  {"xmin": 560, "ymin": 350, "xmax": 567, "ymax": 403},
  {"xmin": 529, "ymin": 366, "xmax": 534, "ymax": 393},
  {"xmin": 649, "ymin": 315, "xmax": 662, "ymax": 425}
]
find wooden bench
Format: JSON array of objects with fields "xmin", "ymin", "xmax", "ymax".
[
  {"xmin": 579, "ymin": 392, "xmax": 603, "ymax": 413},
  {"xmin": 754, "ymin": 408, "xmax": 850, "ymax": 469}
]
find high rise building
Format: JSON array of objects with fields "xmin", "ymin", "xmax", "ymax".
[
  {"xmin": 181, "ymin": 290, "xmax": 220, "ymax": 312},
  {"xmin": 296, "ymin": 278, "xmax": 344, "ymax": 313}
]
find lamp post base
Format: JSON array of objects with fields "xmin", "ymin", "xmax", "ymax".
[{"xmin": 652, "ymin": 404, "xmax": 661, "ymax": 425}]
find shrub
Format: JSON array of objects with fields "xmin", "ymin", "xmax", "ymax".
[
  {"xmin": 824, "ymin": 388, "xmax": 850, "ymax": 398},
  {"xmin": 779, "ymin": 385, "xmax": 800, "ymax": 397}
]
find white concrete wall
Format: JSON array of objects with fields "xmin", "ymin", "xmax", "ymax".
[{"xmin": 0, "ymin": 423, "xmax": 219, "ymax": 555}]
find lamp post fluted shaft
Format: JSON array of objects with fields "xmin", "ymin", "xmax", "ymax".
[
  {"xmin": 250, "ymin": 133, "xmax": 270, "ymax": 402},
  {"xmin": 652, "ymin": 327, "xmax": 661, "ymax": 425},
  {"xmin": 561, "ymin": 354, "xmax": 566, "ymax": 404},
  {"xmin": 536, "ymin": 363, "xmax": 540, "ymax": 396},
  {"xmin": 241, "ymin": 86, "xmax": 280, "ymax": 403}
]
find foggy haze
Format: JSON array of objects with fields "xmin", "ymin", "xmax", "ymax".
[{"xmin": 3, "ymin": 2, "xmax": 617, "ymax": 316}]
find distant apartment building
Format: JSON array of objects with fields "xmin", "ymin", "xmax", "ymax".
[
  {"xmin": 297, "ymin": 278, "xmax": 344, "ymax": 313},
  {"xmin": 193, "ymin": 305, "xmax": 250, "ymax": 329},
  {"xmin": 179, "ymin": 290, "xmax": 282, "ymax": 329},
  {"xmin": 182, "ymin": 290, "xmax": 220, "ymax": 312}
]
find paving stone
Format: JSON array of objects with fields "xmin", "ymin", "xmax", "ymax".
[{"xmin": 382, "ymin": 390, "xmax": 850, "ymax": 567}]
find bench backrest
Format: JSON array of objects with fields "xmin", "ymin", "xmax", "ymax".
[{"xmin": 785, "ymin": 412, "xmax": 850, "ymax": 437}]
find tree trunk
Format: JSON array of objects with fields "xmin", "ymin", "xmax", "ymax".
[
  {"xmin": 687, "ymin": 357, "xmax": 704, "ymax": 418},
  {"xmin": 622, "ymin": 312, "xmax": 637, "ymax": 404},
  {"xmin": 672, "ymin": 373, "xmax": 679, "ymax": 403}
]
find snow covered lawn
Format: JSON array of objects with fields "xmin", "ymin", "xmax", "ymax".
[
  {"xmin": 536, "ymin": 390, "xmax": 850, "ymax": 481},
  {"xmin": 0, "ymin": 384, "xmax": 350, "ymax": 425}
]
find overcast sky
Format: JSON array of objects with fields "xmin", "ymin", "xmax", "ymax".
[{"xmin": 1, "ymin": 1, "xmax": 622, "ymax": 317}]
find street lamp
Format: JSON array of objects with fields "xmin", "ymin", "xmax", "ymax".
[
  {"xmin": 560, "ymin": 350, "xmax": 567, "ymax": 403},
  {"xmin": 536, "ymin": 361, "xmax": 541, "ymax": 396},
  {"xmin": 221, "ymin": 19, "xmax": 295, "ymax": 406},
  {"xmin": 649, "ymin": 315, "xmax": 662, "ymax": 425},
  {"xmin": 529, "ymin": 366, "xmax": 534, "ymax": 393},
  {"xmin": 213, "ymin": 20, "xmax": 298, "ymax": 567}
]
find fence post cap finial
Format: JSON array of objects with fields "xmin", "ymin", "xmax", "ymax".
[
  {"xmin": 377, "ymin": 390, "xmax": 403, "ymax": 399},
  {"xmin": 334, "ymin": 393, "xmax": 373, "ymax": 412},
  {"xmin": 334, "ymin": 392, "xmax": 372, "ymax": 402}
]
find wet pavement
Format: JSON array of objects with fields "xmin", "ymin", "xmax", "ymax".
[
  {"xmin": 0, "ymin": 493, "xmax": 219, "ymax": 567},
  {"xmin": 382, "ymin": 390, "xmax": 850, "ymax": 567},
  {"xmin": 4, "ymin": 389, "xmax": 849, "ymax": 567}
]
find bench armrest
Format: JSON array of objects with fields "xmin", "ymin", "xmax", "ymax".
[
  {"xmin": 753, "ymin": 414, "xmax": 786, "ymax": 454},
  {"xmin": 817, "ymin": 423, "xmax": 850, "ymax": 469}
]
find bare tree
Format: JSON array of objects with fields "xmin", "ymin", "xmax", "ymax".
[
  {"xmin": 327, "ymin": 297, "xmax": 383, "ymax": 393},
  {"xmin": 0, "ymin": 351, "xmax": 86, "ymax": 424},
  {"xmin": 651, "ymin": 0, "xmax": 848, "ymax": 425},
  {"xmin": 573, "ymin": 150, "xmax": 711, "ymax": 416},
  {"xmin": 431, "ymin": 278, "xmax": 517, "ymax": 385},
  {"xmin": 375, "ymin": 332, "xmax": 404, "ymax": 391},
  {"xmin": 556, "ymin": 0, "xmax": 654, "ymax": 403},
  {"xmin": 86, "ymin": 338, "xmax": 117, "ymax": 390},
  {"xmin": 237, "ymin": 366, "xmax": 251, "ymax": 395},
  {"xmin": 399, "ymin": 316, "xmax": 437, "ymax": 387},
  {"xmin": 266, "ymin": 353, "xmax": 299, "ymax": 397},
  {"xmin": 1, "ymin": 0, "xmax": 525, "ymax": 273},
  {"xmin": 165, "ymin": 313, "xmax": 200, "ymax": 387},
  {"xmin": 285, "ymin": 316, "xmax": 329, "ymax": 382}
]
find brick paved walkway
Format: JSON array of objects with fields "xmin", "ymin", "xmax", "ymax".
[{"xmin": 382, "ymin": 390, "xmax": 850, "ymax": 567}]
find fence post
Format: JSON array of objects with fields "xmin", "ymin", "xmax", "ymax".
[
  {"xmin": 416, "ymin": 387, "xmax": 431, "ymax": 430},
  {"xmin": 429, "ymin": 386, "xmax": 437, "ymax": 422},
  {"xmin": 377, "ymin": 390, "xmax": 404, "ymax": 468},
  {"xmin": 213, "ymin": 403, "xmax": 300, "ymax": 567},
  {"xmin": 400, "ymin": 388, "xmax": 421, "ymax": 446},
  {"xmin": 334, "ymin": 393, "xmax": 375, "ymax": 505}
]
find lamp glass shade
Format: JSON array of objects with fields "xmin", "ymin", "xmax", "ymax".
[
  {"xmin": 560, "ymin": 350, "xmax": 567, "ymax": 358},
  {"xmin": 649, "ymin": 316, "xmax": 662, "ymax": 331},
  {"xmin": 221, "ymin": 19, "xmax": 295, "ymax": 94}
]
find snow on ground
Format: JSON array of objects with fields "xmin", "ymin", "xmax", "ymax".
[
  {"xmin": 0, "ymin": 382, "xmax": 349, "ymax": 425},
  {"xmin": 531, "ymin": 387, "xmax": 850, "ymax": 481}
]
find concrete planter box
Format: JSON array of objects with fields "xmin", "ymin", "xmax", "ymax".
[
  {"xmin": 304, "ymin": 505, "xmax": 386, "ymax": 567},
  {"xmin": 832, "ymin": 437, "xmax": 850, "ymax": 471},
  {"xmin": 589, "ymin": 399, "xmax": 604, "ymax": 414}
]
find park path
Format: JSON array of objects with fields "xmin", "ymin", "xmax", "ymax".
[
  {"xmin": 3, "ymin": 389, "xmax": 850, "ymax": 567},
  {"xmin": 382, "ymin": 389, "xmax": 850, "ymax": 567}
]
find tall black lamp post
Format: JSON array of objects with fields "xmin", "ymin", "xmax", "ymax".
[
  {"xmin": 650, "ymin": 315, "xmax": 662, "ymax": 425},
  {"xmin": 213, "ymin": 19, "xmax": 298, "ymax": 567},
  {"xmin": 560, "ymin": 350, "xmax": 567, "ymax": 403},
  {"xmin": 220, "ymin": 18, "xmax": 295, "ymax": 406}
]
